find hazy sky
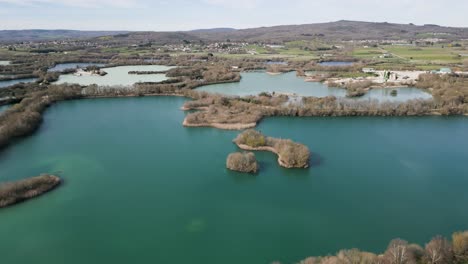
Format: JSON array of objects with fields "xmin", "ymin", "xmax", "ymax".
[{"xmin": 1, "ymin": 0, "xmax": 467, "ymax": 30}]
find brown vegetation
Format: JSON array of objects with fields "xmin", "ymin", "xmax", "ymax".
[
  {"xmin": 0, "ymin": 85, "xmax": 82, "ymax": 150},
  {"xmin": 298, "ymin": 231, "xmax": 468, "ymax": 264},
  {"xmin": 266, "ymin": 64, "xmax": 293, "ymax": 74},
  {"xmin": 234, "ymin": 129, "xmax": 310, "ymax": 168},
  {"xmin": 452, "ymin": 231, "xmax": 468, "ymax": 263},
  {"xmin": 226, "ymin": 152, "xmax": 258, "ymax": 173},
  {"xmin": 182, "ymin": 92, "xmax": 438, "ymax": 132},
  {"xmin": 344, "ymin": 80, "xmax": 374, "ymax": 97},
  {"xmin": 416, "ymin": 73, "xmax": 468, "ymax": 115},
  {"xmin": 0, "ymin": 174, "xmax": 61, "ymax": 208}
]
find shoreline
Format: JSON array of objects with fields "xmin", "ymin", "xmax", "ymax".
[
  {"xmin": 266, "ymin": 71, "xmax": 283, "ymax": 76},
  {"xmin": 182, "ymin": 118, "xmax": 257, "ymax": 130},
  {"xmin": 180, "ymin": 106, "xmax": 209, "ymax": 111},
  {"xmin": 236, "ymin": 143, "xmax": 294, "ymax": 168}
]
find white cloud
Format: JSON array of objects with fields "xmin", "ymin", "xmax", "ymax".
[{"xmin": 0, "ymin": 0, "xmax": 138, "ymax": 8}]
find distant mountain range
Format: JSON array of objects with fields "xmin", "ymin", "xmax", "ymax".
[
  {"xmin": 0, "ymin": 30, "xmax": 128, "ymax": 43},
  {"xmin": 2, "ymin": 21, "xmax": 468, "ymax": 44},
  {"xmin": 189, "ymin": 28, "xmax": 236, "ymax": 33}
]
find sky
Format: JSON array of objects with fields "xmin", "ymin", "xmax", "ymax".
[{"xmin": 1, "ymin": 0, "xmax": 468, "ymax": 31}]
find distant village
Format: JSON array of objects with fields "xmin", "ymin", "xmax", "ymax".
[{"xmin": 2, "ymin": 33, "xmax": 466, "ymax": 56}]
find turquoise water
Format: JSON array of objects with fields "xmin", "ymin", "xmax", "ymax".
[
  {"xmin": 0, "ymin": 78, "xmax": 36, "ymax": 88},
  {"xmin": 0, "ymin": 97, "xmax": 467, "ymax": 264},
  {"xmin": 197, "ymin": 71, "xmax": 432, "ymax": 102},
  {"xmin": 48, "ymin": 63, "xmax": 105, "ymax": 72},
  {"xmin": 0, "ymin": 104, "xmax": 10, "ymax": 113},
  {"xmin": 55, "ymin": 65, "xmax": 174, "ymax": 86}
]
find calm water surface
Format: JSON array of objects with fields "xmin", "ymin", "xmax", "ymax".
[
  {"xmin": 0, "ymin": 61, "xmax": 11, "ymax": 66},
  {"xmin": 319, "ymin": 61, "xmax": 354, "ymax": 66},
  {"xmin": 55, "ymin": 65, "xmax": 173, "ymax": 86},
  {"xmin": 0, "ymin": 78, "xmax": 36, "ymax": 88},
  {"xmin": 48, "ymin": 63, "xmax": 105, "ymax": 72},
  {"xmin": 0, "ymin": 104, "xmax": 10, "ymax": 113},
  {"xmin": 0, "ymin": 97, "xmax": 467, "ymax": 264},
  {"xmin": 197, "ymin": 71, "xmax": 432, "ymax": 102},
  {"xmin": 266, "ymin": 61, "xmax": 288, "ymax": 65}
]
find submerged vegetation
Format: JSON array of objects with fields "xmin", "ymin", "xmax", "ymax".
[
  {"xmin": 234, "ymin": 129, "xmax": 310, "ymax": 168},
  {"xmin": 298, "ymin": 231, "xmax": 468, "ymax": 264},
  {"xmin": 226, "ymin": 152, "xmax": 258, "ymax": 173},
  {"xmin": 0, "ymin": 174, "xmax": 61, "ymax": 208}
]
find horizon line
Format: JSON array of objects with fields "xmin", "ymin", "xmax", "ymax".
[{"xmin": 1, "ymin": 20, "xmax": 467, "ymax": 32}]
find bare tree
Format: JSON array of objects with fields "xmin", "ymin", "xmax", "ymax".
[
  {"xmin": 452, "ymin": 231, "xmax": 468, "ymax": 263},
  {"xmin": 337, "ymin": 249, "xmax": 363, "ymax": 264},
  {"xmin": 424, "ymin": 236, "xmax": 453, "ymax": 264},
  {"xmin": 384, "ymin": 239, "xmax": 410, "ymax": 264}
]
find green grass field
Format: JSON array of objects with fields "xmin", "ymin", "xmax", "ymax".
[
  {"xmin": 351, "ymin": 44, "xmax": 465, "ymax": 70},
  {"xmin": 381, "ymin": 45, "xmax": 462, "ymax": 64},
  {"xmin": 352, "ymin": 47, "xmax": 385, "ymax": 59}
]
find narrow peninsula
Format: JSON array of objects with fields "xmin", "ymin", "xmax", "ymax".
[{"xmin": 0, "ymin": 174, "xmax": 61, "ymax": 208}]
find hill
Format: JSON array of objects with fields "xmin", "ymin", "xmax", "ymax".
[
  {"xmin": 0, "ymin": 29, "xmax": 128, "ymax": 43},
  {"xmin": 190, "ymin": 28, "xmax": 236, "ymax": 33},
  {"xmin": 192, "ymin": 20, "xmax": 468, "ymax": 42},
  {"xmin": 3, "ymin": 21, "xmax": 468, "ymax": 44},
  {"xmin": 96, "ymin": 21, "xmax": 468, "ymax": 45}
]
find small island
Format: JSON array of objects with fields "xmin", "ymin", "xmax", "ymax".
[
  {"xmin": 0, "ymin": 174, "xmax": 61, "ymax": 208},
  {"xmin": 233, "ymin": 129, "xmax": 310, "ymax": 168},
  {"xmin": 226, "ymin": 152, "xmax": 259, "ymax": 173}
]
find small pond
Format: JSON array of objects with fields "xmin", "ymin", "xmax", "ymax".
[
  {"xmin": 197, "ymin": 71, "xmax": 432, "ymax": 102},
  {"xmin": 0, "ymin": 78, "xmax": 37, "ymax": 88},
  {"xmin": 55, "ymin": 65, "xmax": 174, "ymax": 86},
  {"xmin": 0, "ymin": 104, "xmax": 10, "ymax": 113},
  {"xmin": 319, "ymin": 61, "xmax": 354, "ymax": 67},
  {"xmin": 266, "ymin": 61, "xmax": 288, "ymax": 65},
  {"xmin": 48, "ymin": 63, "xmax": 106, "ymax": 72}
]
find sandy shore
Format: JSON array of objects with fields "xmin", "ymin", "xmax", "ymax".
[
  {"xmin": 266, "ymin": 72, "xmax": 283, "ymax": 76},
  {"xmin": 180, "ymin": 106, "xmax": 209, "ymax": 111}
]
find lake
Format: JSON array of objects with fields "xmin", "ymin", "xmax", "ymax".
[
  {"xmin": 197, "ymin": 71, "xmax": 432, "ymax": 102},
  {"xmin": 48, "ymin": 63, "xmax": 106, "ymax": 72},
  {"xmin": 0, "ymin": 78, "xmax": 37, "ymax": 88},
  {"xmin": 0, "ymin": 61, "xmax": 11, "ymax": 66},
  {"xmin": 266, "ymin": 61, "xmax": 288, "ymax": 65},
  {"xmin": 0, "ymin": 104, "xmax": 10, "ymax": 113},
  {"xmin": 55, "ymin": 65, "xmax": 174, "ymax": 86},
  {"xmin": 319, "ymin": 61, "xmax": 354, "ymax": 66},
  {"xmin": 0, "ymin": 96, "xmax": 467, "ymax": 264}
]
